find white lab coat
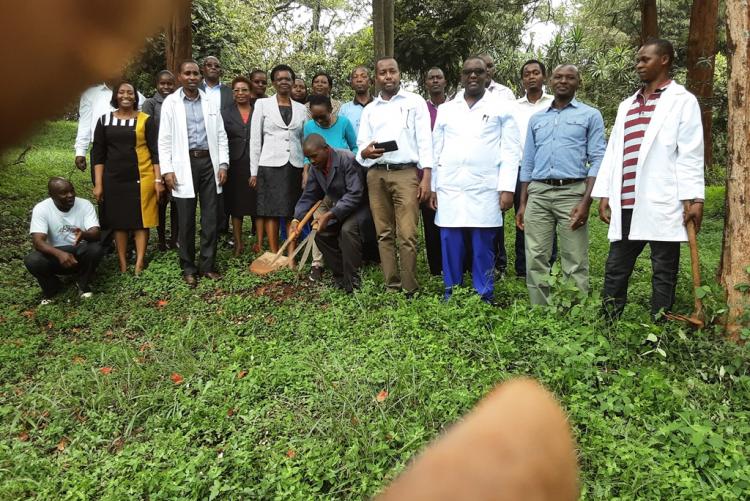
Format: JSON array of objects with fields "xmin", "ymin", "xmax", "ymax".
[
  {"xmin": 592, "ymin": 82, "xmax": 704, "ymax": 242},
  {"xmin": 432, "ymin": 93, "xmax": 521, "ymax": 228},
  {"xmin": 158, "ymin": 88, "xmax": 229, "ymax": 199}
]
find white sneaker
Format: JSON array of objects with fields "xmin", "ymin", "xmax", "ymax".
[{"xmin": 40, "ymin": 298, "xmax": 54, "ymax": 306}]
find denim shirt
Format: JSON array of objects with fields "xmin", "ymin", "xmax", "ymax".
[{"xmin": 520, "ymin": 98, "xmax": 606, "ymax": 182}]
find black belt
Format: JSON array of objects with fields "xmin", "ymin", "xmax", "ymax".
[
  {"xmin": 373, "ymin": 162, "xmax": 416, "ymax": 171},
  {"xmin": 535, "ymin": 178, "xmax": 585, "ymax": 186},
  {"xmin": 189, "ymin": 149, "xmax": 210, "ymax": 158}
]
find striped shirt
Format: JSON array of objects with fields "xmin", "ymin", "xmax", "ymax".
[{"xmin": 621, "ymin": 81, "xmax": 671, "ymax": 208}]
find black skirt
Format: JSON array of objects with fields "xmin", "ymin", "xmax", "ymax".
[
  {"xmin": 225, "ymin": 156, "xmax": 257, "ymax": 217},
  {"xmin": 256, "ymin": 163, "xmax": 302, "ymax": 218}
]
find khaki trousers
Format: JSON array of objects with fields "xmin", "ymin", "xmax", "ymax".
[
  {"xmin": 366, "ymin": 166, "xmax": 420, "ymax": 292},
  {"xmin": 524, "ymin": 181, "xmax": 590, "ymax": 305}
]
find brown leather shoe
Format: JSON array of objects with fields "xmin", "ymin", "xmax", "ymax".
[
  {"xmin": 200, "ymin": 271, "xmax": 222, "ymax": 280},
  {"xmin": 183, "ymin": 274, "xmax": 198, "ymax": 288}
]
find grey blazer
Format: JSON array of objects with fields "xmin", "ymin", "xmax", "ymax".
[{"xmin": 249, "ymin": 96, "xmax": 306, "ymax": 176}]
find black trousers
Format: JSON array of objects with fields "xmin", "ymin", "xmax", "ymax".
[
  {"xmin": 315, "ymin": 215, "xmax": 362, "ymax": 293},
  {"xmin": 421, "ymin": 203, "xmax": 442, "ymax": 275},
  {"xmin": 158, "ymin": 196, "xmax": 179, "ymax": 244},
  {"xmin": 174, "ymin": 156, "xmax": 219, "ymax": 275},
  {"xmin": 24, "ymin": 242, "xmax": 105, "ymax": 297},
  {"xmin": 495, "ymin": 172, "xmax": 557, "ymax": 276},
  {"xmin": 602, "ymin": 209, "xmax": 680, "ymax": 318}
]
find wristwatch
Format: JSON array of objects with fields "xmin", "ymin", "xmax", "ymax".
[{"xmin": 155, "ymin": 178, "xmax": 164, "ymax": 184}]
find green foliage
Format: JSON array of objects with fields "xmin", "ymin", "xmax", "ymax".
[
  {"xmin": 1, "ymin": 109, "xmax": 747, "ymax": 499},
  {"xmin": 394, "ymin": 0, "xmax": 532, "ymax": 92}
]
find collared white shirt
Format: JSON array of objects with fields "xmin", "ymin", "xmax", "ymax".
[
  {"xmin": 202, "ymin": 81, "xmax": 224, "ymax": 111},
  {"xmin": 74, "ymin": 84, "xmax": 145, "ymax": 156},
  {"xmin": 356, "ymin": 87, "xmax": 433, "ymax": 169},
  {"xmin": 432, "ymin": 92, "xmax": 521, "ymax": 228},
  {"xmin": 515, "ymin": 91, "xmax": 554, "ymax": 150}
]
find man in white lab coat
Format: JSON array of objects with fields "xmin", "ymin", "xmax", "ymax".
[
  {"xmin": 431, "ymin": 57, "xmax": 520, "ymax": 302},
  {"xmin": 592, "ymin": 38, "xmax": 704, "ymax": 320}
]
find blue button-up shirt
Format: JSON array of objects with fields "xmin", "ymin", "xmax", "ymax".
[
  {"xmin": 520, "ymin": 98, "xmax": 605, "ymax": 182},
  {"xmin": 182, "ymin": 90, "xmax": 209, "ymax": 150}
]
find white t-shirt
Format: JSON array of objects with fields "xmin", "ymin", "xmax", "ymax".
[{"xmin": 29, "ymin": 198, "xmax": 99, "ymax": 247}]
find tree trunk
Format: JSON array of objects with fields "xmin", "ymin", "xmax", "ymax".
[
  {"xmin": 373, "ymin": 0, "xmax": 386, "ymax": 60},
  {"xmin": 383, "ymin": 0, "xmax": 394, "ymax": 57},
  {"xmin": 309, "ymin": 0, "xmax": 322, "ymax": 51},
  {"xmin": 686, "ymin": 0, "xmax": 719, "ymax": 172},
  {"xmin": 166, "ymin": 0, "xmax": 193, "ymax": 75},
  {"xmin": 721, "ymin": 1, "xmax": 750, "ymax": 338},
  {"xmin": 641, "ymin": 0, "xmax": 658, "ymax": 42}
]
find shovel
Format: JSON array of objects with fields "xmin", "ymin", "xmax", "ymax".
[
  {"xmin": 249, "ymin": 200, "xmax": 321, "ymax": 275},
  {"xmin": 665, "ymin": 217, "xmax": 704, "ymax": 329}
]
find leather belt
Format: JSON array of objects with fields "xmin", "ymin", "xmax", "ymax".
[
  {"xmin": 189, "ymin": 149, "xmax": 210, "ymax": 158},
  {"xmin": 535, "ymin": 178, "xmax": 584, "ymax": 186},
  {"xmin": 373, "ymin": 162, "xmax": 416, "ymax": 171}
]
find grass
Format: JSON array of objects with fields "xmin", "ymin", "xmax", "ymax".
[{"xmin": 0, "ymin": 121, "xmax": 748, "ymax": 500}]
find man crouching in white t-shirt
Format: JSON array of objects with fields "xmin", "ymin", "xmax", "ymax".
[{"xmin": 24, "ymin": 177, "xmax": 105, "ymax": 303}]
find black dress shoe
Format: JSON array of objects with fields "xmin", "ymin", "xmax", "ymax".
[
  {"xmin": 201, "ymin": 271, "xmax": 222, "ymax": 280},
  {"xmin": 183, "ymin": 274, "xmax": 198, "ymax": 288}
]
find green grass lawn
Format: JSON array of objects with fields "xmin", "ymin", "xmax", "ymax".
[{"xmin": 1, "ymin": 121, "xmax": 748, "ymax": 500}]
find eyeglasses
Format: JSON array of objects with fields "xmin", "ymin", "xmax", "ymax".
[{"xmin": 461, "ymin": 68, "xmax": 487, "ymax": 76}]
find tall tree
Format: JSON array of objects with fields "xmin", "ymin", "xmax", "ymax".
[
  {"xmin": 373, "ymin": 0, "xmax": 394, "ymax": 60},
  {"xmin": 641, "ymin": 0, "xmax": 658, "ymax": 42},
  {"xmin": 721, "ymin": 0, "xmax": 750, "ymax": 338},
  {"xmin": 166, "ymin": 0, "xmax": 193, "ymax": 75},
  {"xmin": 686, "ymin": 0, "xmax": 719, "ymax": 172}
]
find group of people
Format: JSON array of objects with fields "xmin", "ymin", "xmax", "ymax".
[{"xmin": 25, "ymin": 37, "xmax": 704, "ymax": 321}]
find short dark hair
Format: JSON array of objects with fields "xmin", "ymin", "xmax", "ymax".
[
  {"xmin": 179, "ymin": 60, "xmax": 200, "ymax": 73},
  {"xmin": 249, "ymin": 69, "xmax": 267, "ymax": 80},
  {"xmin": 520, "ymin": 59, "xmax": 546, "ymax": 78},
  {"xmin": 374, "ymin": 57, "xmax": 398, "ymax": 70},
  {"xmin": 307, "ymin": 93, "xmax": 332, "ymax": 110},
  {"xmin": 312, "ymin": 71, "xmax": 333, "ymax": 88},
  {"xmin": 156, "ymin": 70, "xmax": 175, "ymax": 81},
  {"xmin": 425, "ymin": 67, "xmax": 444, "ymax": 79},
  {"xmin": 109, "ymin": 82, "xmax": 139, "ymax": 109},
  {"xmin": 349, "ymin": 65, "xmax": 370, "ymax": 80},
  {"xmin": 643, "ymin": 38, "xmax": 675, "ymax": 66},
  {"xmin": 231, "ymin": 76, "xmax": 251, "ymax": 89},
  {"xmin": 270, "ymin": 64, "xmax": 296, "ymax": 82}
]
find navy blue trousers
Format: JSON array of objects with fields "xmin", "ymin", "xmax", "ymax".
[{"xmin": 441, "ymin": 227, "xmax": 497, "ymax": 302}]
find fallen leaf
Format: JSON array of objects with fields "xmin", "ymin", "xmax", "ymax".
[
  {"xmin": 350, "ymin": 416, "xmax": 359, "ymax": 426},
  {"xmin": 227, "ymin": 408, "xmax": 235, "ymax": 417},
  {"xmin": 170, "ymin": 373, "xmax": 184, "ymax": 385},
  {"xmin": 14, "ymin": 387, "xmax": 24, "ymax": 397},
  {"xmin": 104, "ymin": 330, "xmax": 114, "ymax": 337},
  {"xmin": 46, "ymin": 321, "xmax": 54, "ymax": 330},
  {"xmin": 155, "ymin": 299, "xmax": 168, "ymax": 308},
  {"xmin": 138, "ymin": 342, "xmax": 153, "ymax": 352},
  {"xmin": 72, "ymin": 356, "xmax": 86, "ymax": 365},
  {"xmin": 286, "ymin": 449, "xmax": 296, "ymax": 458},
  {"xmin": 376, "ymin": 390, "xmax": 389, "ymax": 403},
  {"xmin": 133, "ymin": 357, "xmax": 146, "ymax": 364},
  {"xmin": 56, "ymin": 437, "xmax": 68, "ymax": 452},
  {"xmin": 21, "ymin": 310, "xmax": 34, "ymax": 319},
  {"xmin": 99, "ymin": 367, "xmax": 113, "ymax": 375},
  {"xmin": 18, "ymin": 431, "xmax": 29, "ymax": 442},
  {"xmin": 237, "ymin": 370, "xmax": 248, "ymax": 379}
]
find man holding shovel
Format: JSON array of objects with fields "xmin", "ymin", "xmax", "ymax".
[
  {"xmin": 292, "ymin": 134, "xmax": 366, "ymax": 293},
  {"xmin": 593, "ymin": 38, "xmax": 705, "ymax": 321}
]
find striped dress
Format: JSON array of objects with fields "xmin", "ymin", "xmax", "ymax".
[
  {"xmin": 621, "ymin": 81, "xmax": 671, "ymax": 208},
  {"xmin": 91, "ymin": 111, "xmax": 160, "ymax": 230}
]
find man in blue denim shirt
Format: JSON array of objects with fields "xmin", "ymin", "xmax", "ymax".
[{"xmin": 516, "ymin": 65, "xmax": 606, "ymax": 305}]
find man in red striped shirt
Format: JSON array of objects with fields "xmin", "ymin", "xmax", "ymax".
[{"xmin": 592, "ymin": 39, "xmax": 705, "ymax": 321}]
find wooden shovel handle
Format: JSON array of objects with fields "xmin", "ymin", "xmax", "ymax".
[
  {"xmin": 271, "ymin": 200, "xmax": 322, "ymax": 260},
  {"xmin": 686, "ymin": 218, "xmax": 702, "ymax": 315}
]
